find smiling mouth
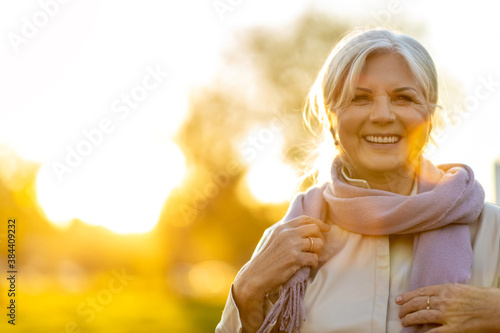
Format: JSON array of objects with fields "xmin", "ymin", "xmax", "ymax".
[{"xmin": 363, "ymin": 135, "xmax": 401, "ymax": 144}]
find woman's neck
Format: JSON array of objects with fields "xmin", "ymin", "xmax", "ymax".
[
  {"xmin": 366, "ymin": 170, "xmax": 415, "ymax": 195},
  {"xmin": 345, "ymin": 164, "xmax": 417, "ymax": 195}
]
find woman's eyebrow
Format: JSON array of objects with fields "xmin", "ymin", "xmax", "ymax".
[
  {"xmin": 355, "ymin": 87, "xmax": 418, "ymax": 93},
  {"xmin": 393, "ymin": 87, "xmax": 418, "ymax": 93}
]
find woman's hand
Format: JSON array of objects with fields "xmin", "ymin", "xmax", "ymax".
[
  {"xmin": 396, "ymin": 283, "xmax": 500, "ymax": 332},
  {"xmin": 233, "ymin": 215, "xmax": 330, "ymax": 332}
]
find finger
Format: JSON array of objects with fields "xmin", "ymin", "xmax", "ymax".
[
  {"xmin": 300, "ymin": 251, "xmax": 319, "ymax": 269},
  {"xmin": 399, "ymin": 295, "xmax": 440, "ymax": 318},
  {"xmin": 302, "ymin": 236, "xmax": 324, "ymax": 254},
  {"xmin": 426, "ymin": 327, "xmax": 448, "ymax": 333},
  {"xmin": 295, "ymin": 224, "xmax": 327, "ymax": 242},
  {"xmin": 401, "ymin": 309, "xmax": 441, "ymax": 327},
  {"xmin": 399, "ymin": 295, "xmax": 430, "ymax": 318},
  {"xmin": 396, "ymin": 285, "xmax": 441, "ymax": 305},
  {"xmin": 289, "ymin": 215, "xmax": 331, "ymax": 232}
]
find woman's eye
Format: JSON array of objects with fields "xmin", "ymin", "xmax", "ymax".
[
  {"xmin": 393, "ymin": 95, "xmax": 414, "ymax": 104},
  {"xmin": 352, "ymin": 95, "xmax": 370, "ymax": 103}
]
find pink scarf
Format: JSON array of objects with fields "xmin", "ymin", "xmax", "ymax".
[{"xmin": 257, "ymin": 157, "xmax": 485, "ymax": 333}]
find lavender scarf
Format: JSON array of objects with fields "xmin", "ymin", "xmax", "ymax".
[{"xmin": 257, "ymin": 156, "xmax": 485, "ymax": 333}]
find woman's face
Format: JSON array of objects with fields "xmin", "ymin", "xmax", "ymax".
[{"xmin": 335, "ymin": 52, "xmax": 431, "ymax": 178}]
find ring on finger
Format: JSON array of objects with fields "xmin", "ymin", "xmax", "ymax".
[
  {"xmin": 426, "ymin": 296, "xmax": 431, "ymax": 310},
  {"xmin": 308, "ymin": 237, "xmax": 314, "ymax": 252}
]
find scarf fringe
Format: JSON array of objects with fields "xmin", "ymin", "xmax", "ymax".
[{"xmin": 257, "ymin": 278, "xmax": 307, "ymax": 333}]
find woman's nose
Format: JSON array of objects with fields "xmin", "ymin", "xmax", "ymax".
[{"xmin": 369, "ymin": 96, "xmax": 396, "ymax": 124}]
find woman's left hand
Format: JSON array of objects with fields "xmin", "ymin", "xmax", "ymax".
[{"xmin": 396, "ymin": 283, "xmax": 500, "ymax": 332}]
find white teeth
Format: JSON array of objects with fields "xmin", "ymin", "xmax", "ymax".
[{"xmin": 365, "ymin": 135, "xmax": 400, "ymax": 144}]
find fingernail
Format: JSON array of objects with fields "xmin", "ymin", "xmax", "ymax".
[{"xmin": 395, "ymin": 295, "xmax": 402, "ymax": 303}]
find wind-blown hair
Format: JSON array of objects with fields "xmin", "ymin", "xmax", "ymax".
[{"xmin": 301, "ymin": 28, "xmax": 441, "ymax": 184}]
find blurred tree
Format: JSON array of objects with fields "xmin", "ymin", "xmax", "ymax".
[{"xmin": 178, "ymin": 12, "xmax": 353, "ymax": 172}]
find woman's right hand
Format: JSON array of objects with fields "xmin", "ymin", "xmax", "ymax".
[{"xmin": 232, "ymin": 215, "xmax": 331, "ymax": 332}]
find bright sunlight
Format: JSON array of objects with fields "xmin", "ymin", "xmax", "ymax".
[
  {"xmin": 239, "ymin": 128, "xmax": 299, "ymax": 204},
  {"xmin": 245, "ymin": 156, "xmax": 298, "ymax": 203},
  {"xmin": 36, "ymin": 136, "xmax": 186, "ymax": 234}
]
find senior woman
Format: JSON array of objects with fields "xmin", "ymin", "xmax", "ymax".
[{"xmin": 216, "ymin": 28, "xmax": 500, "ymax": 333}]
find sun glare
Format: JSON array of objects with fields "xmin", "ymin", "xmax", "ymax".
[
  {"xmin": 36, "ymin": 137, "xmax": 186, "ymax": 234},
  {"xmin": 245, "ymin": 155, "xmax": 298, "ymax": 204},
  {"xmin": 237, "ymin": 126, "xmax": 299, "ymax": 204}
]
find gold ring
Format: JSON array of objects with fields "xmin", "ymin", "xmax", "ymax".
[
  {"xmin": 308, "ymin": 237, "xmax": 314, "ymax": 252},
  {"xmin": 426, "ymin": 296, "xmax": 431, "ymax": 310}
]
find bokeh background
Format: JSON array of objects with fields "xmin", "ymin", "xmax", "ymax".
[{"xmin": 1, "ymin": 1, "xmax": 500, "ymax": 332}]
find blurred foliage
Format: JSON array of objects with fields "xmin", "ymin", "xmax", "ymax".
[{"xmin": 178, "ymin": 12, "xmax": 353, "ymax": 172}]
